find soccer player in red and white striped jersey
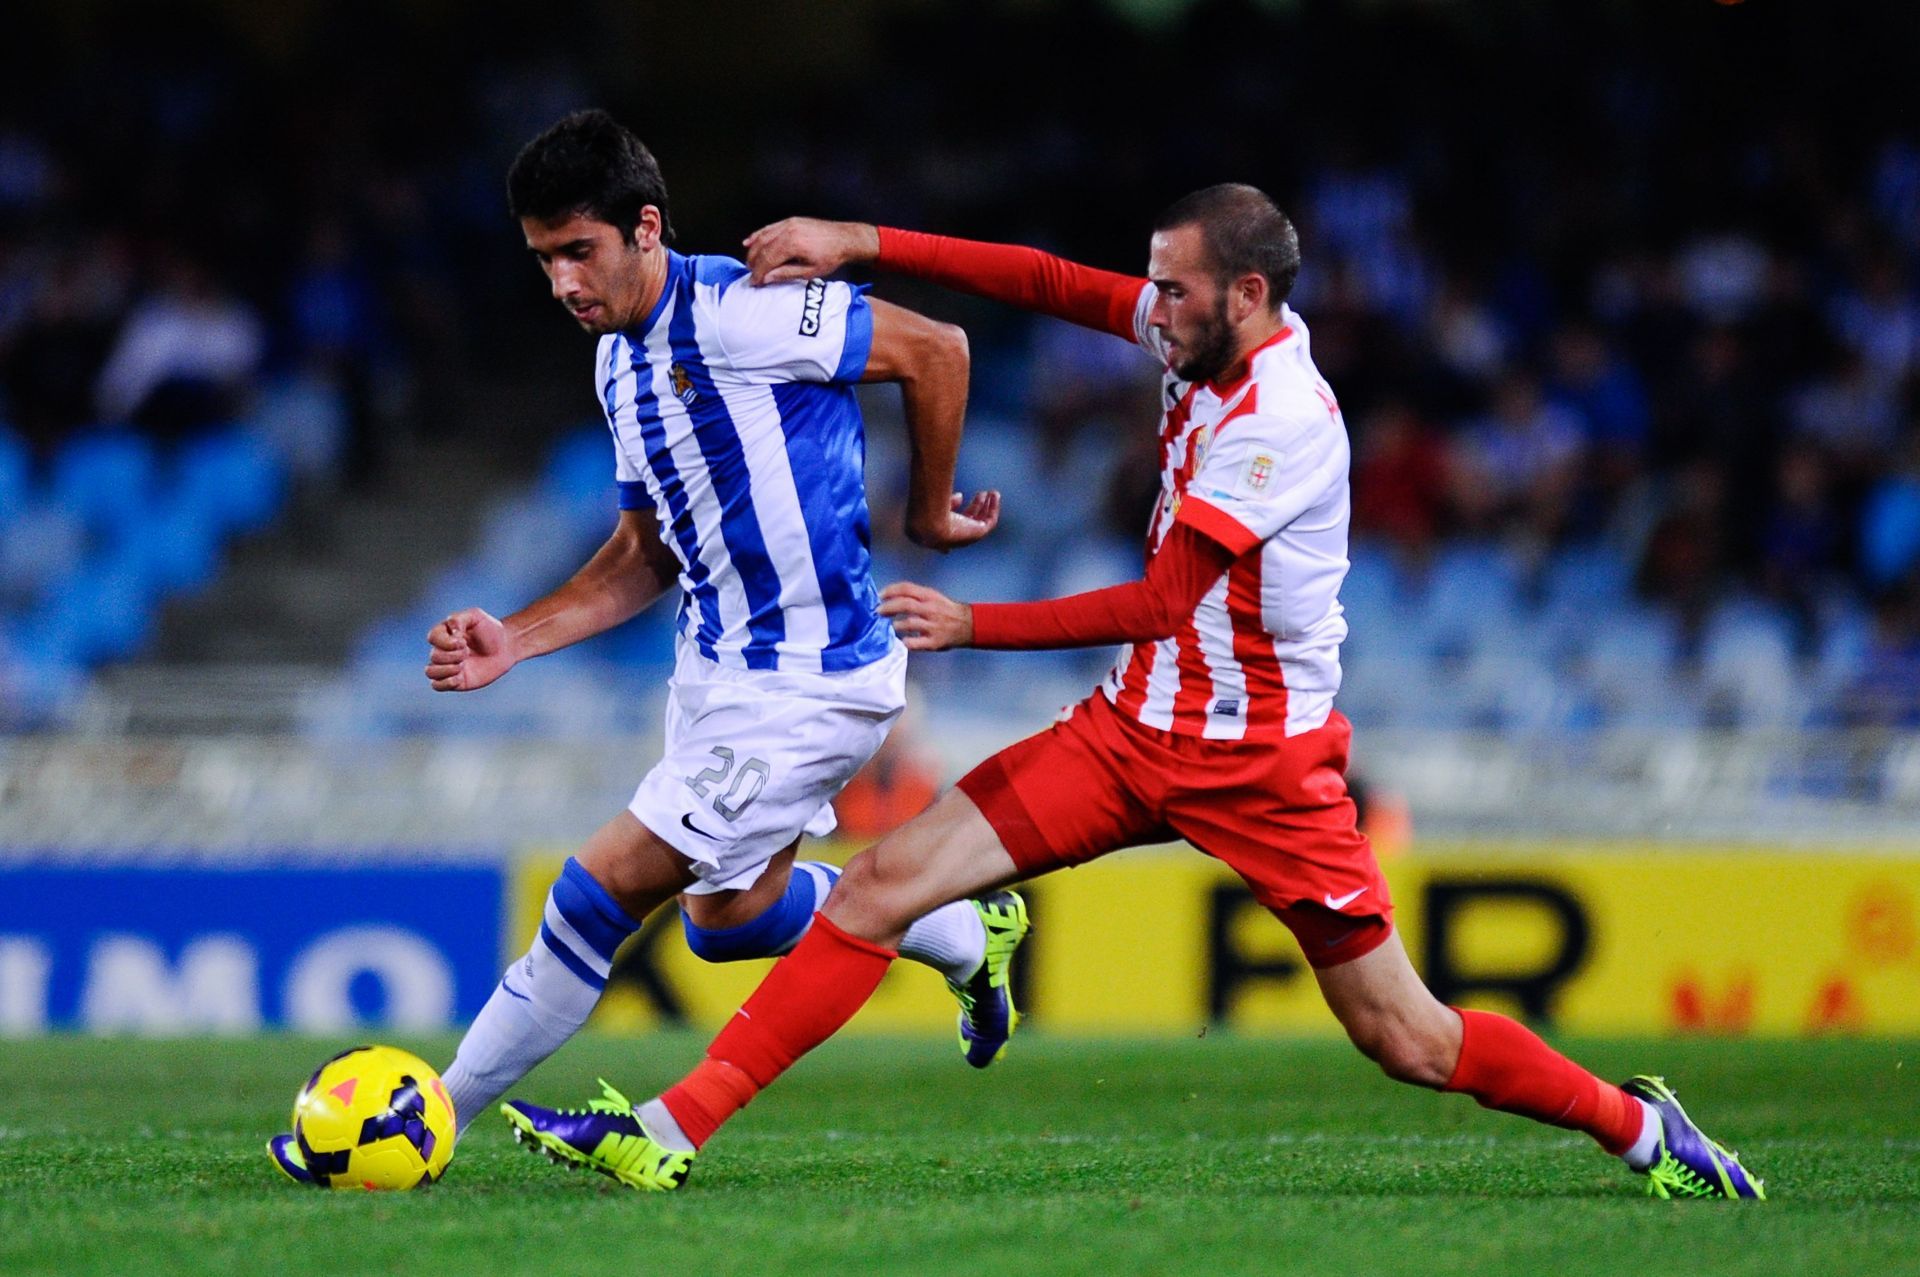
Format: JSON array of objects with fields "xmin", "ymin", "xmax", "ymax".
[{"xmin": 521, "ymin": 186, "xmax": 1763, "ymax": 1201}]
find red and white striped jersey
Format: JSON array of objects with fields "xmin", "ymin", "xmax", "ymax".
[{"xmin": 1101, "ymin": 290, "xmax": 1352, "ymax": 740}]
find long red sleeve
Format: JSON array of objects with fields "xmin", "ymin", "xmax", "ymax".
[
  {"xmin": 876, "ymin": 227, "xmax": 1146, "ymax": 342},
  {"xmin": 970, "ymin": 523, "xmax": 1241, "ymax": 650}
]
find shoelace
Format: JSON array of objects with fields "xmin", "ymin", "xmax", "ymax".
[
  {"xmin": 549, "ymin": 1079, "xmax": 637, "ymax": 1119},
  {"xmin": 1646, "ymin": 1151, "xmax": 1717, "ymax": 1199}
]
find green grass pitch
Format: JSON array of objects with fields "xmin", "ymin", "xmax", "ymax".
[{"xmin": 3, "ymin": 1033, "xmax": 1916, "ymax": 1277}]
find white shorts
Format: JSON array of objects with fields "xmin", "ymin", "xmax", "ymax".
[{"xmin": 630, "ymin": 634, "xmax": 908, "ymax": 894}]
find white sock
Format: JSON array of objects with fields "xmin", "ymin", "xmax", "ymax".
[
  {"xmin": 1621, "ymin": 1098, "xmax": 1663, "ymax": 1171},
  {"xmin": 897, "ymin": 899, "xmax": 987, "ymax": 984},
  {"xmin": 637, "ymin": 1097, "xmax": 695, "ymax": 1152},
  {"xmin": 442, "ymin": 958, "xmax": 595, "ymax": 1136},
  {"xmin": 788, "ymin": 862, "xmax": 985, "ymax": 983},
  {"xmin": 442, "ymin": 859, "xmax": 637, "ymax": 1135}
]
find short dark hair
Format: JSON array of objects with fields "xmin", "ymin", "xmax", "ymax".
[
  {"xmin": 1153, "ymin": 184, "xmax": 1299, "ymax": 310},
  {"xmin": 507, "ymin": 109, "xmax": 674, "ymax": 244}
]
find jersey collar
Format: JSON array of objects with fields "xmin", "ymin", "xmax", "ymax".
[
  {"xmin": 1205, "ymin": 322, "xmax": 1294, "ymax": 398},
  {"xmin": 629, "ymin": 249, "xmax": 687, "ymax": 340}
]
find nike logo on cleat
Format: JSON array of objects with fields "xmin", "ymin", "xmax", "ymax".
[{"xmin": 1324, "ymin": 887, "xmax": 1368, "ymax": 911}]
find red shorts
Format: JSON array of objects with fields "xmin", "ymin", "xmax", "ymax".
[{"xmin": 956, "ymin": 693, "xmax": 1392, "ymax": 968}]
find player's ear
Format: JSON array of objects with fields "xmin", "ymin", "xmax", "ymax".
[
  {"xmin": 630, "ymin": 205, "xmax": 664, "ymax": 250},
  {"xmin": 1233, "ymin": 272, "xmax": 1268, "ymax": 323}
]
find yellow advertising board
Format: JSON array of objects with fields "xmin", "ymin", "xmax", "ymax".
[{"xmin": 510, "ymin": 842, "xmax": 1920, "ymax": 1037}]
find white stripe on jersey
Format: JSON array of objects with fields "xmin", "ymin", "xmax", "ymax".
[
  {"xmin": 603, "ymin": 329, "xmax": 716, "ymax": 642},
  {"xmin": 1135, "ymin": 635, "xmax": 1182, "ymax": 732},
  {"xmin": 1192, "ymin": 575, "xmax": 1249, "ymax": 741},
  {"xmin": 687, "ymin": 319, "xmax": 831, "ymax": 671},
  {"xmin": 637, "ymin": 299, "xmax": 755, "ymax": 654}
]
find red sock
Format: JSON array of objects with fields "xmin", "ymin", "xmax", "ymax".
[
  {"xmin": 1444, "ymin": 1008, "xmax": 1644, "ymax": 1155},
  {"xmin": 661, "ymin": 914, "xmax": 895, "ymax": 1148}
]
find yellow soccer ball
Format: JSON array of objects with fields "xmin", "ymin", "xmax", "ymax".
[{"xmin": 291, "ymin": 1045, "xmax": 457, "ymax": 1189}]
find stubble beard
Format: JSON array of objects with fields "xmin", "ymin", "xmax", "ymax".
[{"xmin": 1171, "ymin": 296, "xmax": 1234, "ymax": 384}]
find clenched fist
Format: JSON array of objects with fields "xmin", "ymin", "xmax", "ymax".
[{"xmin": 425, "ymin": 608, "xmax": 519, "ymax": 691}]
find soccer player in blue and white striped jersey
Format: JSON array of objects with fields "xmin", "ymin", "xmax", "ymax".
[{"xmin": 268, "ymin": 111, "xmax": 1028, "ymax": 1185}]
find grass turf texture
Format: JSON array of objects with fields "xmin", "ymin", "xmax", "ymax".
[{"xmin": 3, "ymin": 1035, "xmax": 1916, "ymax": 1277}]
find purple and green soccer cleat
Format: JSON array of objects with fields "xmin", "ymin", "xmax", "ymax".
[
  {"xmin": 267, "ymin": 1133, "xmax": 316, "ymax": 1185},
  {"xmin": 1623, "ymin": 1074, "xmax": 1766, "ymax": 1200},
  {"xmin": 948, "ymin": 891, "xmax": 1031, "ymax": 1069},
  {"xmin": 501, "ymin": 1079, "xmax": 693, "ymax": 1192}
]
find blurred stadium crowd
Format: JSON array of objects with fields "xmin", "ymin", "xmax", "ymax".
[{"xmin": 2, "ymin": 0, "xmax": 1919, "ymax": 737}]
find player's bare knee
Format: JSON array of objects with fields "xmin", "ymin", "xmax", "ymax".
[
  {"xmin": 823, "ymin": 848, "xmax": 915, "ymax": 933},
  {"xmin": 931, "ymin": 318, "xmax": 969, "ymax": 368}
]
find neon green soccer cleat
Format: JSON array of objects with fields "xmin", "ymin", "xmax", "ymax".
[
  {"xmin": 1623, "ymin": 1075, "xmax": 1766, "ymax": 1201},
  {"xmin": 267, "ymin": 1132, "xmax": 316, "ymax": 1185},
  {"xmin": 501, "ymin": 1079, "xmax": 694, "ymax": 1192},
  {"xmin": 948, "ymin": 890, "xmax": 1031, "ymax": 1068}
]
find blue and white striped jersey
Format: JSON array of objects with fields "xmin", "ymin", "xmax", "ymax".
[{"xmin": 596, "ymin": 250, "xmax": 894, "ymax": 674}]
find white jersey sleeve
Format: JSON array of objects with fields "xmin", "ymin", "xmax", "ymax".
[
  {"xmin": 1129, "ymin": 282, "xmax": 1170, "ymax": 364},
  {"xmin": 1185, "ymin": 408, "xmax": 1347, "ymax": 545},
  {"xmin": 707, "ymin": 274, "xmax": 874, "ymax": 384}
]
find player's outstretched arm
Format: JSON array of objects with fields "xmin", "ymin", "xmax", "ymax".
[
  {"xmin": 746, "ymin": 218, "xmax": 1145, "ymax": 342},
  {"xmin": 863, "ymin": 297, "xmax": 1000, "ymax": 551},
  {"xmin": 879, "ymin": 523, "xmax": 1240, "ymax": 652},
  {"xmin": 424, "ymin": 508, "xmax": 677, "ymax": 691}
]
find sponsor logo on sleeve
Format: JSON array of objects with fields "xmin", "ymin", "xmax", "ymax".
[{"xmin": 799, "ymin": 278, "xmax": 827, "ymax": 337}]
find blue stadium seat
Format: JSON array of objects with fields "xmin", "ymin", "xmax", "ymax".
[
  {"xmin": 0, "ymin": 426, "xmax": 29, "ymax": 528},
  {"xmin": 482, "ymin": 494, "xmax": 602, "ymax": 591},
  {"xmin": 1337, "ymin": 543, "xmax": 1417, "ymax": 662},
  {"xmin": 248, "ymin": 375, "xmax": 350, "ymax": 480},
  {"xmin": 951, "ymin": 417, "xmax": 1049, "ymax": 514},
  {"xmin": 1045, "ymin": 536, "xmax": 1137, "ymax": 597},
  {"xmin": 351, "ymin": 612, "xmax": 442, "ymax": 667},
  {"xmin": 36, "ymin": 564, "xmax": 154, "ymax": 664},
  {"xmin": 0, "ymin": 501, "xmax": 86, "ymax": 605},
  {"xmin": 105, "ymin": 499, "xmax": 221, "ymax": 594},
  {"xmin": 1860, "ymin": 475, "xmax": 1920, "ymax": 590},
  {"xmin": 926, "ymin": 542, "xmax": 1045, "ymax": 605},
  {"xmin": 172, "ymin": 430, "xmax": 285, "ymax": 534},
  {"xmin": 1542, "ymin": 542, "xmax": 1632, "ymax": 610},
  {"xmin": 540, "ymin": 425, "xmax": 617, "ymax": 515},
  {"xmin": 996, "ymin": 431, "xmax": 1120, "ymax": 544},
  {"xmin": 1700, "ymin": 597, "xmax": 1801, "ymax": 728},
  {"xmin": 1417, "ymin": 542, "xmax": 1526, "ymax": 655},
  {"xmin": 1577, "ymin": 606, "xmax": 1697, "ymax": 726},
  {"xmin": 0, "ymin": 624, "xmax": 84, "ymax": 727},
  {"xmin": 50, "ymin": 429, "xmax": 158, "ymax": 532}
]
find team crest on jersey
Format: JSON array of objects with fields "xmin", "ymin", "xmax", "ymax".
[
  {"xmin": 670, "ymin": 362, "xmax": 697, "ymax": 405},
  {"xmin": 1240, "ymin": 452, "xmax": 1276, "ymax": 495}
]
